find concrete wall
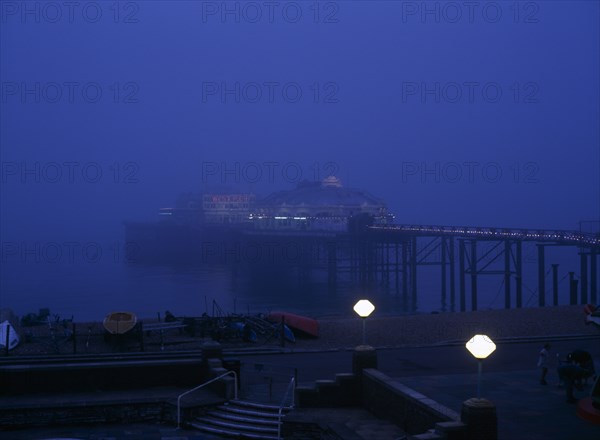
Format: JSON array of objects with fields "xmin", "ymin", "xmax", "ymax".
[
  {"xmin": 0, "ymin": 402, "xmax": 170, "ymax": 428},
  {"xmin": 0, "ymin": 357, "xmax": 205, "ymax": 394},
  {"xmin": 362, "ymin": 368, "xmax": 460, "ymax": 435}
]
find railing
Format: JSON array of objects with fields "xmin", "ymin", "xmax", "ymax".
[
  {"xmin": 176, "ymin": 370, "xmax": 238, "ymax": 429},
  {"xmin": 277, "ymin": 376, "xmax": 296, "ymax": 440},
  {"xmin": 242, "ymin": 362, "xmax": 298, "ymax": 402},
  {"xmin": 370, "ymin": 224, "xmax": 600, "ymax": 247}
]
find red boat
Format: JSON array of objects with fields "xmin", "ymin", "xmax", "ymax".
[
  {"xmin": 266, "ymin": 311, "xmax": 319, "ymax": 338},
  {"xmin": 584, "ymin": 304, "xmax": 600, "ymax": 328}
]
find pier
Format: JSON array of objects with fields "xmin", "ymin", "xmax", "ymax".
[
  {"xmin": 238, "ymin": 224, "xmax": 600, "ymax": 313},
  {"xmin": 125, "ymin": 182, "xmax": 599, "ymax": 314}
]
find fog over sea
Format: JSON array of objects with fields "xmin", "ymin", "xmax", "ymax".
[
  {"xmin": 0, "ymin": 236, "xmax": 587, "ymax": 322},
  {"xmin": 1, "ymin": 2, "xmax": 598, "ymax": 321}
]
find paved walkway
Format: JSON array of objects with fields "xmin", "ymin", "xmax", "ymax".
[
  {"xmin": 0, "ymin": 387, "xmax": 225, "ymax": 440},
  {"xmin": 398, "ymin": 364, "xmax": 600, "ymax": 440},
  {"xmin": 0, "ymin": 423, "xmax": 219, "ymax": 440},
  {"xmin": 2, "ymin": 350, "xmax": 599, "ymax": 439}
]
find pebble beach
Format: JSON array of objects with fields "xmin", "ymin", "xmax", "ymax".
[
  {"xmin": 5, "ymin": 305, "xmax": 598, "ymax": 356},
  {"xmin": 299, "ymin": 305, "xmax": 599, "ymax": 351}
]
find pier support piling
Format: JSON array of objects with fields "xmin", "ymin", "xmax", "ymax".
[
  {"xmin": 470, "ymin": 241, "xmax": 478, "ymax": 311},
  {"xmin": 402, "ymin": 240, "xmax": 408, "ymax": 310},
  {"xmin": 449, "ymin": 237, "xmax": 456, "ymax": 312},
  {"xmin": 516, "ymin": 241, "xmax": 522, "ymax": 308},
  {"xmin": 580, "ymin": 252, "xmax": 588, "ymax": 304},
  {"xmin": 552, "ymin": 264, "xmax": 559, "ymax": 306},
  {"xmin": 537, "ymin": 245, "xmax": 545, "ymax": 307},
  {"xmin": 459, "ymin": 239, "xmax": 466, "ymax": 312},
  {"xmin": 410, "ymin": 237, "xmax": 418, "ymax": 311},
  {"xmin": 569, "ymin": 272, "xmax": 577, "ymax": 305},
  {"xmin": 441, "ymin": 237, "xmax": 447, "ymax": 312},
  {"xmin": 504, "ymin": 240, "xmax": 511, "ymax": 309},
  {"xmin": 591, "ymin": 250, "xmax": 598, "ymax": 304}
]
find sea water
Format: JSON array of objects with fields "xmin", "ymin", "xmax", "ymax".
[{"xmin": 0, "ymin": 241, "xmax": 589, "ymax": 322}]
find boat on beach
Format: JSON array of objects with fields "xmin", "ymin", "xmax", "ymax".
[
  {"xmin": 584, "ymin": 304, "xmax": 600, "ymax": 328},
  {"xmin": 103, "ymin": 312, "xmax": 137, "ymax": 335},
  {"xmin": 229, "ymin": 321, "xmax": 258, "ymax": 342},
  {"xmin": 266, "ymin": 311, "xmax": 319, "ymax": 338}
]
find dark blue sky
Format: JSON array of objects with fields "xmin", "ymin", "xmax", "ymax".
[{"xmin": 1, "ymin": 0, "xmax": 599, "ymax": 241}]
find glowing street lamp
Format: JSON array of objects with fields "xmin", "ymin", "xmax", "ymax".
[
  {"xmin": 353, "ymin": 299, "xmax": 375, "ymax": 345},
  {"xmin": 465, "ymin": 334, "xmax": 496, "ymax": 399}
]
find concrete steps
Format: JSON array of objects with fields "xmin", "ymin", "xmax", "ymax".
[
  {"xmin": 190, "ymin": 399, "xmax": 293, "ymax": 439},
  {"xmin": 296, "ymin": 373, "xmax": 360, "ymax": 407}
]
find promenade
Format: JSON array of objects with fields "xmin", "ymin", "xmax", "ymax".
[{"xmin": 1, "ymin": 305, "xmax": 599, "ymax": 439}]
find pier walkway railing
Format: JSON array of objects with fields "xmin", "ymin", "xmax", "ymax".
[{"xmin": 370, "ymin": 224, "xmax": 600, "ymax": 247}]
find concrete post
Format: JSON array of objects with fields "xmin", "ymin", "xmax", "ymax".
[
  {"xmin": 461, "ymin": 398, "xmax": 497, "ymax": 440},
  {"xmin": 352, "ymin": 345, "xmax": 378, "ymax": 377},
  {"xmin": 201, "ymin": 340, "xmax": 223, "ymax": 361}
]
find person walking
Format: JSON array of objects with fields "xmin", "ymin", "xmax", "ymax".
[{"xmin": 537, "ymin": 343, "xmax": 551, "ymax": 385}]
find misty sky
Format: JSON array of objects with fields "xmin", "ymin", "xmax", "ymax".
[{"xmin": 1, "ymin": 0, "xmax": 599, "ymax": 241}]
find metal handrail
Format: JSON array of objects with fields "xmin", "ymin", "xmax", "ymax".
[
  {"xmin": 277, "ymin": 376, "xmax": 296, "ymax": 439},
  {"xmin": 176, "ymin": 370, "xmax": 238, "ymax": 429}
]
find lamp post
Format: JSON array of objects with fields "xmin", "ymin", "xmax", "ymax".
[
  {"xmin": 353, "ymin": 299, "xmax": 375, "ymax": 346},
  {"xmin": 465, "ymin": 334, "xmax": 496, "ymax": 399}
]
